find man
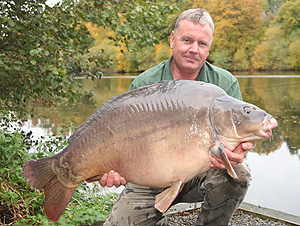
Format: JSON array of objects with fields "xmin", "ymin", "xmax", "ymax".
[{"xmin": 101, "ymin": 8, "xmax": 253, "ymax": 226}]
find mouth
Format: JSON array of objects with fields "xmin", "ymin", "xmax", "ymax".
[
  {"xmin": 184, "ymin": 55, "xmax": 200, "ymax": 62},
  {"xmin": 259, "ymin": 117, "xmax": 278, "ymax": 139}
]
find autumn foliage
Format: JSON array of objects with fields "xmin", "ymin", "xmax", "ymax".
[{"xmin": 85, "ymin": 0, "xmax": 299, "ymax": 72}]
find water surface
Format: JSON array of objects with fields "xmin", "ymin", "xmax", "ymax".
[{"xmin": 22, "ymin": 74, "xmax": 300, "ymax": 216}]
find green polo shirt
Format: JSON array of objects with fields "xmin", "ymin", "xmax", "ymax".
[{"xmin": 129, "ymin": 55, "xmax": 242, "ymax": 100}]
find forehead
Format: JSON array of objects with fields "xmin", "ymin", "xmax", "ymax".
[{"xmin": 176, "ymin": 19, "xmax": 212, "ymax": 40}]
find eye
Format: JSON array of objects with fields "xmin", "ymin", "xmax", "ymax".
[{"xmin": 243, "ymin": 106, "xmax": 252, "ymax": 115}]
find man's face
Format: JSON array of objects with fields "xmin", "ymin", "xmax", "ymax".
[{"xmin": 170, "ymin": 19, "xmax": 212, "ymax": 75}]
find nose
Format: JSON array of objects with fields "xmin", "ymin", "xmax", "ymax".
[{"xmin": 189, "ymin": 42, "xmax": 199, "ymax": 53}]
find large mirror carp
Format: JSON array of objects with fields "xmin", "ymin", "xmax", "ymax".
[{"xmin": 23, "ymin": 80, "xmax": 278, "ymax": 222}]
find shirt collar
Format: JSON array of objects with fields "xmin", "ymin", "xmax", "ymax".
[{"xmin": 162, "ymin": 55, "xmax": 174, "ymax": 80}]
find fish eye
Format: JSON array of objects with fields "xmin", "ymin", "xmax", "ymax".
[{"xmin": 243, "ymin": 106, "xmax": 252, "ymax": 115}]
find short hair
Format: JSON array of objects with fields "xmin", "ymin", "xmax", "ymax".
[{"xmin": 173, "ymin": 8, "xmax": 215, "ymax": 40}]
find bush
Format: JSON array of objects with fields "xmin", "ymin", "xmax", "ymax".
[{"xmin": 0, "ymin": 111, "xmax": 117, "ymax": 225}]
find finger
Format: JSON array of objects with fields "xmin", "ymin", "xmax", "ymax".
[
  {"xmin": 212, "ymin": 150, "xmax": 242, "ymax": 168},
  {"xmin": 120, "ymin": 176, "xmax": 127, "ymax": 185},
  {"xmin": 99, "ymin": 173, "xmax": 108, "ymax": 187},
  {"xmin": 225, "ymin": 150, "xmax": 244, "ymax": 166},
  {"xmin": 113, "ymin": 172, "xmax": 121, "ymax": 187},
  {"xmin": 241, "ymin": 142, "xmax": 253, "ymax": 151},
  {"xmin": 106, "ymin": 170, "xmax": 115, "ymax": 187},
  {"xmin": 210, "ymin": 157, "xmax": 226, "ymax": 169},
  {"xmin": 209, "ymin": 157, "xmax": 217, "ymax": 169},
  {"xmin": 210, "ymin": 153, "xmax": 225, "ymax": 167},
  {"xmin": 234, "ymin": 142, "xmax": 253, "ymax": 154}
]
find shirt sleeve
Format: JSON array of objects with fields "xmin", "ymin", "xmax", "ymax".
[
  {"xmin": 128, "ymin": 82, "xmax": 137, "ymax": 91},
  {"xmin": 226, "ymin": 80, "xmax": 243, "ymax": 101}
]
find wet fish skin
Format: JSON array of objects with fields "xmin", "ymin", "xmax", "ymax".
[{"xmin": 22, "ymin": 80, "xmax": 277, "ymax": 222}]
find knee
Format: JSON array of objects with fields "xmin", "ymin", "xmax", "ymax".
[
  {"xmin": 227, "ymin": 162, "xmax": 252, "ymax": 198},
  {"xmin": 235, "ymin": 162, "xmax": 252, "ymax": 185}
]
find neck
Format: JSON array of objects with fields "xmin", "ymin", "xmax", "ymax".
[{"xmin": 173, "ymin": 72, "xmax": 199, "ymax": 80}]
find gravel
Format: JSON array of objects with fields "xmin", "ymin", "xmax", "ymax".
[
  {"xmin": 95, "ymin": 208, "xmax": 288, "ymax": 225},
  {"xmin": 167, "ymin": 209, "xmax": 287, "ymax": 226}
]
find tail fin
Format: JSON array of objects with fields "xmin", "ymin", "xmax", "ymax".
[{"xmin": 23, "ymin": 158, "xmax": 76, "ymax": 222}]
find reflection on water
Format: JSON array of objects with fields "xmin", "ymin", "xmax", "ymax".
[
  {"xmin": 239, "ymin": 77, "xmax": 300, "ymax": 155},
  {"xmin": 245, "ymin": 143, "xmax": 300, "ymax": 216},
  {"xmin": 24, "ymin": 74, "xmax": 300, "ymax": 216},
  {"xmin": 238, "ymin": 76, "xmax": 300, "ymax": 216},
  {"xmin": 25, "ymin": 77, "xmax": 135, "ymax": 137}
]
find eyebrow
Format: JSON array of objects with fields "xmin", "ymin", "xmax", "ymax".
[
  {"xmin": 180, "ymin": 35, "xmax": 210, "ymax": 44},
  {"xmin": 180, "ymin": 35, "xmax": 193, "ymax": 40}
]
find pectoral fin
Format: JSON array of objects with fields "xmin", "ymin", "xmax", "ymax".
[
  {"xmin": 86, "ymin": 175, "xmax": 102, "ymax": 183},
  {"xmin": 218, "ymin": 144, "xmax": 238, "ymax": 179},
  {"xmin": 154, "ymin": 181, "xmax": 184, "ymax": 213}
]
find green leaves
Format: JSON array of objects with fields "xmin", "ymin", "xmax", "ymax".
[
  {"xmin": 0, "ymin": 110, "xmax": 119, "ymax": 225},
  {"xmin": 1, "ymin": 1, "xmax": 82, "ymax": 116},
  {"xmin": 0, "ymin": 1, "xmax": 181, "ymax": 224},
  {"xmin": 251, "ymin": 0, "xmax": 300, "ymax": 70},
  {"xmin": 276, "ymin": 0, "xmax": 300, "ymax": 35},
  {"xmin": 0, "ymin": 0, "xmax": 179, "ymax": 119},
  {"xmin": 7, "ymin": 18, "xmax": 15, "ymax": 27}
]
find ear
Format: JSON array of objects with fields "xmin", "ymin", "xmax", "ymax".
[{"xmin": 170, "ymin": 31, "xmax": 175, "ymax": 49}]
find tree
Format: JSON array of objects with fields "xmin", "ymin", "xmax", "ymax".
[
  {"xmin": 232, "ymin": 47, "xmax": 249, "ymax": 70},
  {"xmin": 207, "ymin": 0, "xmax": 264, "ymax": 53},
  {"xmin": 289, "ymin": 38, "xmax": 300, "ymax": 70},
  {"xmin": 0, "ymin": 0, "xmax": 180, "ymax": 117},
  {"xmin": 155, "ymin": 41, "xmax": 172, "ymax": 64},
  {"xmin": 275, "ymin": 0, "xmax": 300, "ymax": 35},
  {"xmin": 203, "ymin": 0, "xmax": 264, "ymax": 69},
  {"xmin": 251, "ymin": 26, "xmax": 290, "ymax": 70},
  {"xmin": 261, "ymin": 0, "xmax": 286, "ymax": 27},
  {"xmin": 251, "ymin": 0, "xmax": 300, "ymax": 70},
  {"xmin": 263, "ymin": 0, "xmax": 286, "ymax": 14}
]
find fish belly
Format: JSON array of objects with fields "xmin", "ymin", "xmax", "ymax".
[{"xmin": 105, "ymin": 124, "xmax": 213, "ymax": 188}]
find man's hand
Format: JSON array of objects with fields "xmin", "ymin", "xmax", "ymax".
[
  {"xmin": 99, "ymin": 170, "xmax": 127, "ymax": 187},
  {"xmin": 210, "ymin": 142, "xmax": 253, "ymax": 169}
]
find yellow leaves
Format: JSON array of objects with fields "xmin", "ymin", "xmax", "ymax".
[
  {"xmin": 154, "ymin": 41, "xmax": 172, "ymax": 64},
  {"xmin": 85, "ymin": 23, "xmax": 115, "ymax": 46},
  {"xmin": 251, "ymin": 42, "xmax": 269, "ymax": 70},
  {"xmin": 85, "ymin": 22, "xmax": 98, "ymax": 34},
  {"xmin": 264, "ymin": 25, "xmax": 283, "ymax": 40},
  {"xmin": 250, "ymin": 0, "xmax": 300, "ymax": 70},
  {"xmin": 232, "ymin": 48, "xmax": 249, "ymax": 70},
  {"xmin": 276, "ymin": 0, "xmax": 300, "ymax": 35},
  {"xmin": 207, "ymin": 0, "xmax": 264, "ymax": 59},
  {"xmin": 251, "ymin": 19, "xmax": 299, "ymax": 71},
  {"xmin": 289, "ymin": 39, "xmax": 300, "ymax": 70}
]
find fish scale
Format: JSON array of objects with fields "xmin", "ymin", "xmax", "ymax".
[{"xmin": 23, "ymin": 80, "xmax": 277, "ymax": 222}]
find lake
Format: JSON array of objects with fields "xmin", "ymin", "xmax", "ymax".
[{"xmin": 22, "ymin": 73, "xmax": 300, "ymax": 217}]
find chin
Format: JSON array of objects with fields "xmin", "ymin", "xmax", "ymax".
[{"xmin": 183, "ymin": 64, "xmax": 202, "ymax": 72}]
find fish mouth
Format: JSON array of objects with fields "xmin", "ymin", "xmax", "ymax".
[{"xmin": 259, "ymin": 116, "xmax": 278, "ymax": 139}]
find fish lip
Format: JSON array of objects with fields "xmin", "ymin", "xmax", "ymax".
[{"xmin": 259, "ymin": 116, "xmax": 278, "ymax": 138}]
